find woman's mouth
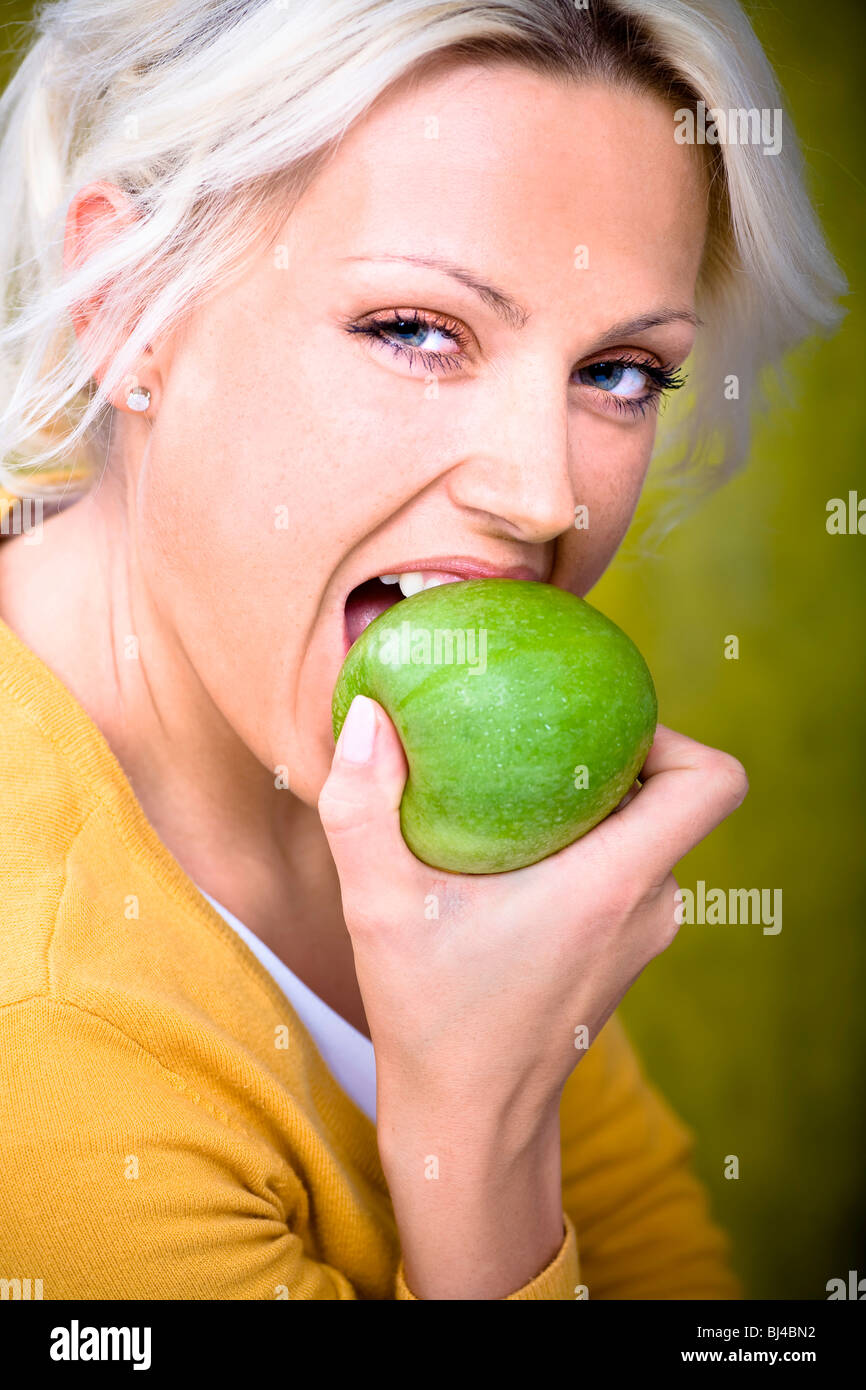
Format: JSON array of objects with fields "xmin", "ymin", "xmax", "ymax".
[
  {"xmin": 344, "ymin": 570, "xmax": 464, "ymax": 650},
  {"xmin": 342, "ymin": 559, "xmax": 547, "ymax": 653}
]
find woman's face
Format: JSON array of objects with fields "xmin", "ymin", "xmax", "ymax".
[{"xmin": 129, "ymin": 63, "xmax": 708, "ymax": 803}]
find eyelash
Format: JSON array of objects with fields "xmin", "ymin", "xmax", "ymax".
[
  {"xmin": 345, "ymin": 309, "xmax": 470, "ymax": 376},
  {"xmin": 344, "ymin": 309, "xmax": 687, "ymax": 418}
]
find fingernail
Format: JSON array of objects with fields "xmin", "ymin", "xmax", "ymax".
[{"xmin": 336, "ymin": 695, "xmax": 377, "ymax": 764}]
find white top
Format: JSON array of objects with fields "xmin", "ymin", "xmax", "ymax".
[{"xmin": 198, "ymin": 888, "xmax": 378, "ymax": 1124}]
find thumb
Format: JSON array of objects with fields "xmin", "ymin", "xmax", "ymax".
[{"xmin": 318, "ymin": 694, "xmax": 416, "ymax": 901}]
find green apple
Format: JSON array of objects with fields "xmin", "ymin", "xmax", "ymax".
[{"xmin": 332, "ymin": 578, "xmax": 657, "ymax": 874}]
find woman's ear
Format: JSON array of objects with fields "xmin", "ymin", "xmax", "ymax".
[{"xmin": 63, "ymin": 179, "xmax": 158, "ymax": 411}]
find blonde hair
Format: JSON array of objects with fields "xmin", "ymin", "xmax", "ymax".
[{"xmin": 0, "ymin": 0, "xmax": 846, "ymax": 517}]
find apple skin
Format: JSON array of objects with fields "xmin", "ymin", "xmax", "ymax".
[{"xmin": 332, "ymin": 578, "xmax": 657, "ymax": 874}]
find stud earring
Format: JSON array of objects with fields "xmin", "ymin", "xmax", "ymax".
[{"xmin": 126, "ymin": 384, "xmax": 151, "ymax": 412}]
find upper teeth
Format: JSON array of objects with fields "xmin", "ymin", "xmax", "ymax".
[{"xmin": 379, "ymin": 571, "xmax": 452, "ymax": 598}]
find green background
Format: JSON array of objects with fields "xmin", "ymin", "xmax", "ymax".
[
  {"xmin": 2, "ymin": 0, "xmax": 863, "ymax": 1299},
  {"xmin": 592, "ymin": 2, "xmax": 866, "ymax": 1300}
]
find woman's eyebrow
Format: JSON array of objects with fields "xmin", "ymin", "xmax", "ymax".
[
  {"xmin": 592, "ymin": 308, "xmax": 704, "ymax": 342},
  {"xmin": 340, "ymin": 252, "xmax": 703, "ymax": 344},
  {"xmin": 340, "ymin": 252, "xmax": 530, "ymax": 329}
]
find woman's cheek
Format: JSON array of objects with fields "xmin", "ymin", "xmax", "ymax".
[{"xmin": 562, "ymin": 431, "xmax": 654, "ymax": 589}]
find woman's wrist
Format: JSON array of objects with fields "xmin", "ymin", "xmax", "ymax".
[
  {"xmin": 377, "ymin": 1093, "xmax": 564, "ymax": 1300},
  {"xmin": 375, "ymin": 1050, "xmax": 564, "ymax": 1157}
]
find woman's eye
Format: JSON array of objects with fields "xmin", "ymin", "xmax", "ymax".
[
  {"xmin": 574, "ymin": 357, "xmax": 686, "ymax": 418},
  {"xmin": 577, "ymin": 361, "xmax": 652, "ymax": 398},
  {"xmin": 383, "ymin": 317, "xmax": 460, "ymax": 354},
  {"xmin": 345, "ymin": 310, "xmax": 468, "ymax": 373}
]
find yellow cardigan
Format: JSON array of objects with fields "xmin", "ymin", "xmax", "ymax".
[{"xmin": 0, "ymin": 614, "xmax": 742, "ymax": 1300}]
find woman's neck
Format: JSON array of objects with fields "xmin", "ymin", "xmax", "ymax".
[{"xmin": 0, "ymin": 486, "xmax": 367, "ymax": 1033}]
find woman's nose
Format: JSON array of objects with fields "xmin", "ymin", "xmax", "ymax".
[{"xmin": 444, "ymin": 366, "xmax": 576, "ymax": 542}]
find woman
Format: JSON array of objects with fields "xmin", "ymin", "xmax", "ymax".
[{"xmin": 0, "ymin": 0, "xmax": 844, "ymax": 1299}]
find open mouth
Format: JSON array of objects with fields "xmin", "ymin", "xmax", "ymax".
[
  {"xmin": 344, "ymin": 570, "xmax": 464, "ymax": 651},
  {"xmin": 342, "ymin": 560, "xmax": 548, "ymax": 653}
]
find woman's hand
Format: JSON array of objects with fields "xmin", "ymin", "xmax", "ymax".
[
  {"xmin": 317, "ymin": 694, "xmax": 748, "ymax": 1297},
  {"xmin": 319, "ymin": 695, "xmax": 747, "ymax": 1119}
]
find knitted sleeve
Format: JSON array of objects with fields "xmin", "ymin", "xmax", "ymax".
[
  {"xmin": 0, "ymin": 995, "xmax": 358, "ymax": 1300},
  {"xmin": 557, "ymin": 1011, "xmax": 743, "ymax": 1299}
]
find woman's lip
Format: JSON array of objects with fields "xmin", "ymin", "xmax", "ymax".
[{"xmin": 364, "ymin": 557, "xmax": 548, "ymax": 583}]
